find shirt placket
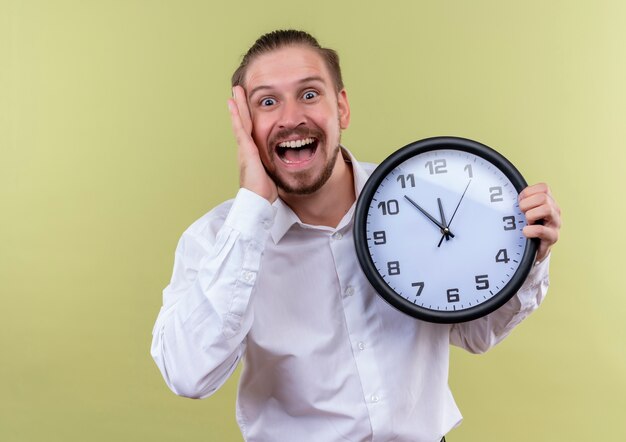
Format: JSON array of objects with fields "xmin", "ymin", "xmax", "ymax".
[{"xmin": 329, "ymin": 226, "xmax": 392, "ymax": 442}]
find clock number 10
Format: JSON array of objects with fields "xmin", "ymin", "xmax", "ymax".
[{"xmin": 378, "ymin": 200, "xmax": 400, "ymax": 216}]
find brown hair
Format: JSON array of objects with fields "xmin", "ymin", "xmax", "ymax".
[{"xmin": 231, "ymin": 30, "xmax": 344, "ymax": 92}]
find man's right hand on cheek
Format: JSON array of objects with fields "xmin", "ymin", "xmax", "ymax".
[{"xmin": 228, "ymin": 85, "xmax": 278, "ymax": 203}]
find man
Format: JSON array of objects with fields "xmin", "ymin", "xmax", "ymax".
[{"xmin": 151, "ymin": 30, "xmax": 561, "ymax": 441}]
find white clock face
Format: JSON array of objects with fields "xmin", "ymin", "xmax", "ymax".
[{"xmin": 363, "ymin": 148, "xmax": 529, "ymax": 317}]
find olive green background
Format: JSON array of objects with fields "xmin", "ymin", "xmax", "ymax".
[{"xmin": 1, "ymin": 1, "xmax": 624, "ymax": 441}]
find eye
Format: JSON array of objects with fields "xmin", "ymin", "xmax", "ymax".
[
  {"xmin": 260, "ymin": 97, "xmax": 276, "ymax": 107},
  {"xmin": 302, "ymin": 90, "xmax": 319, "ymax": 100}
]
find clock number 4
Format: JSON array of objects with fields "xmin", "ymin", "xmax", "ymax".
[
  {"xmin": 495, "ymin": 248, "xmax": 510, "ymax": 263},
  {"xmin": 425, "ymin": 159, "xmax": 447, "ymax": 175},
  {"xmin": 378, "ymin": 200, "xmax": 400, "ymax": 216},
  {"xmin": 447, "ymin": 288, "xmax": 460, "ymax": 303}
]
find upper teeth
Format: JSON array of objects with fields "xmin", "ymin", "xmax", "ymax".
[{"xmin": 278, "ymin": 138, "xmax": 315, "ymax": 148}]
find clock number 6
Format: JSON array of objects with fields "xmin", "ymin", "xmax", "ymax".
[{"xmin": 447, "ymin": 288, "xmax": 460, "ymax": 303}]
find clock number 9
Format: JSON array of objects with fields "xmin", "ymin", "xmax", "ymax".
[
  {"xmin": 447, "ymin": 288, "xmax": 460, "ymax": 303},
  {"xmin": 372, "ymin": 231, "xmax": 386, "ymax": 245},
  {"xmin": 378, "ymin": 200, "xmax": 400, "ymax": 216}
]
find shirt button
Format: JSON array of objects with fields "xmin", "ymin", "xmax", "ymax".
[
  {"xmin": 331, "ymin": 232, "xmax": 343, "ymax": 240},
  {"xmin": 371, "ymin": 394, "xmax": 380, "ymax": 403},
  {"xmin": 345, "ymin": 286, "xmax": 355, "ymax": 297},
  {"xmin": 242, "ymin": 271, "xmax": 254, "ymax": 282},
  {"xmin": 357, "ymin": 341, "xmax": 365, "ymax": 351}
]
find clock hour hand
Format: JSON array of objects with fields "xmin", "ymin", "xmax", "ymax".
[
  {"xmin": 404, "ymin": 195, "xmax": 455, "ymax": 238},
  {"xmin": 437, "ymin": 197, "xmax": 451, "ymax": 242},
  {"xmin": 438, "ymin": 179, "xmax": 472, "ymax": 247}
]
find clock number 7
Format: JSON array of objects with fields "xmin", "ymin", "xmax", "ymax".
[{"xmin": 412, "ymin": 282, "xmax": 424, "ymax": 297}]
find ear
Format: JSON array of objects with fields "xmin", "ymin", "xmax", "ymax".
[{"xmin": 337, "ymin": 89, "xmax": 351, "ymax": 130}]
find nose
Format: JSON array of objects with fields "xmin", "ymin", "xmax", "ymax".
[{"xmin": 278, "ymin": 99, "xmax": 306, "ymax": 129}]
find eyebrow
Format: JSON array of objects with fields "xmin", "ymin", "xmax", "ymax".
[{"xmin": 248, "ymin": 76, "xmax": 327, "ymax": 99}]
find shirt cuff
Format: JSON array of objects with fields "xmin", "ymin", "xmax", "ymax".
[{"xmin": 224, "ymin": 188, "xmax": 276, "ymax": 238}]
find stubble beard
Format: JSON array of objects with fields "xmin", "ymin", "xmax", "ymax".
[{"xmin": 265, "ymin": 122, "xmax": 342, "ymax": 196}]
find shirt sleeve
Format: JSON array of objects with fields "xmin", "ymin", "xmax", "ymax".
[
  {"xmin": 150, "ymin": 188, "xmax": 275, "ymax": 398},
  {"xmin": 449, "ymin": 254, "xmax": 551, "ymax": 354}
]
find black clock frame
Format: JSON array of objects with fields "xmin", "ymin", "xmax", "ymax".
[{"xmin": 354, "ymin": 136, "xmax": 539, "ymax": 324}]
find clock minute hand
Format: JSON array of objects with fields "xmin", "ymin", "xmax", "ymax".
[
  {"xmin": 438, "ymin": 179, "xmax": 472, "ymax": 247},
  {"xmin": 404, "ymin": 195, "xmax": 455, "ymax": 237}
]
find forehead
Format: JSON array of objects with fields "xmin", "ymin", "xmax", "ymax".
[{"xmin": 244, "ymin": 46, "xmax": 332, "ymax": 93}]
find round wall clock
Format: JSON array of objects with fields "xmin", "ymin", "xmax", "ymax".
[{"xmin": 354, "ymin": 136, "xmax": 538, "ymax": 323}]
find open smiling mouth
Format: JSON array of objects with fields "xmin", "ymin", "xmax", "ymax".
[{"xmin": 276, "ymin": 138, "xmax": 319, "ymax": 164}]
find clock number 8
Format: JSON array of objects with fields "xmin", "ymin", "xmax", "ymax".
[{"xmin": 387, "ymin": 261, "xmax": 401, "ymax": 275}]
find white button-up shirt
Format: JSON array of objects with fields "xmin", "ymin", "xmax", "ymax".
[{"xmin": 151, "ymin": 149, "xmax": 550, "ymax": 442}]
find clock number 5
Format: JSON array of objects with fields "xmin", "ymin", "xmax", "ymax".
[
  {"xmin": 475, "ymin": 274, "xmax": 490, "ymax": 290},
  {"xmin": 447, "ymin": 288, "xmax": 460, "ymax": 303}
]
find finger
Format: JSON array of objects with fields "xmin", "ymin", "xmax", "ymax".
[
  {"xmin": 227, "ymin": 98, "xmax": 252, "ymax": 149},
  {"xmin": 523, "ymin": 224, "xmax": 559, "ymax": 261},
  {"xmin": 523, "ymin": 203, "xmax": 561, "ymax": 227},
  {"xmin": 232, "ymin": 85, "xmax": 253, "ymax": 135},
  {"xmin": 519, "ymin": 183, "xmax": 552, "ymax": 201}
]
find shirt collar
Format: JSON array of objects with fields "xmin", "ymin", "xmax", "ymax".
[{"xmin": 269, "ymin": 146, "xmax": 370, "ymax": 244}]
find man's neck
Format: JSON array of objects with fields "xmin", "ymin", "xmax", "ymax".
[{"xmin": 279, "ymin": 153, "xmax": 355, "ymax": 228}]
